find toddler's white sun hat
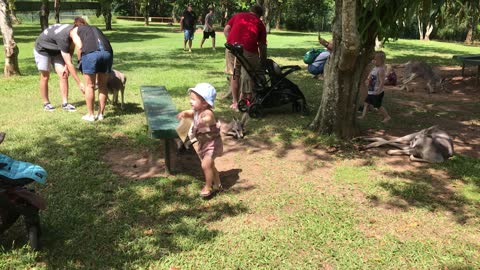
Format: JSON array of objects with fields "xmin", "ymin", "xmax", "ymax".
[{"xmin": 188, "ymin": 83, "xmax": 217, "ymax": 108}]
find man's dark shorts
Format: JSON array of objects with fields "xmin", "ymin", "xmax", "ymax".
[
  {"xmin": 81, "ymin": 50, "xmax": 113, "ymax": 75},
  {"xmin": 203, "ymin": 31, "xmax": 216, "ymax": 39},
  {"xmin": 365, "ymin": 92, "xmax": 384, "ymax": 108}
]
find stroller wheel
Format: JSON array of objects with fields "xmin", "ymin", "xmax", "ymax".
[
  {"xmin": 248, "ymin": 104, "xmax": 264, "ymax": 118},
  {"xmin": 28, "ymin": 225, "xmax": 40, "ymax": 250},
  {"xmin": 292, "ymin": 101, "xmax": 301, "ymax": 113},
  {"xmin": 293, "ymin": 101, "xmax": 309, "ymax": 115},
  {"xmin": 300, "ymin": 102, "xmax": 309, "ymax": 115},
  {"xmin": 238, "ymin": 99, "xmax": 250, "ymax": 113}
]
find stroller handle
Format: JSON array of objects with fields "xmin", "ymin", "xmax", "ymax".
[{"xmin": 225, "ymin": 43, "xmax": 244, "ymax": 56}]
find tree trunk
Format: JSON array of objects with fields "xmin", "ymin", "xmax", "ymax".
[
  {"xmin": 310, "ymin": 0, "xmax": 373, "ymax": 138},
  {"xmin": 104, "ymin": 11, "xmax": 112, "ymax": 30},
  {"xmin": 40, "ymin": 0, "xmax": 49, "ymax": 31},
  {"xmin": 144, "ymin": 2, "xmax": 149, "ymax": 26},
  {"xmin": 375, "ymin": 36, "xmax": 383, "ymax": 49},
  {"xmin": 221, "ymin": 6, "xmax": 228, "ymax": 27},
  {"xmin": 424, "ymin": 22, "xmax": 433, "ymax": 41},
  {"xmin": 171, "ymin": 7, "xmax": 177, "ymax": 23},
  {"xmin": 102, "ymin": 2, "xmax": 112, "ymax": 30},
  {"xmin": 263, "ymin": 0, "xmax": 270, "ymax": 33},
  {"xmin": 54, "ymin": 0, "xmax": 60, "ymax": 23},
  {"xmin": 465, "ymin": 18, "xmax": 473, "ymax": 44},
  {"xmin": 417, "ymin": 15, "xmax": 424, "ymax": 40},
  {"xmin": 7, "ymin": 0, "xmax": 19, "ymax": 24},
  {"xmin": 0, "ymin": 0, "xmax": 20, "ymax": 76},
  {"xmin": 275, "ymin": 11, "xmax": 280, "ymax": 30}
]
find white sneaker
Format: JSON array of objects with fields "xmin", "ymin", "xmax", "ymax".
[
  {"xmin": 96, "ymin": 114, "xmax": 104, "ymax": 121},
  {"xmin": 82, "ymin": 115, "xmax": 95, "ymax": 122}
]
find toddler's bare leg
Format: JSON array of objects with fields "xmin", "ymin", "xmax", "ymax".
[{"xmin": 201, "ymin": 156, "xmax": 215, "ymax": 194}]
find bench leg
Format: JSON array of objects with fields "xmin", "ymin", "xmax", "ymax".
[{"xmin": 163, "ymin": 139, "xmax": 177, "ymax": 175}]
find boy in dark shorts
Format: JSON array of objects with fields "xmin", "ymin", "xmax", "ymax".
[
  {"xmin": 200, "ymin": 7, "xmax": 216, "ymax": 50},
  {"xmin": 358, "ymin": 51, "xmax": 391, "ymax": 123}
]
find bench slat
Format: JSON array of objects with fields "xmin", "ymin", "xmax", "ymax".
[{"xmin": 141, "ymin": 86, "xmax": 179, "ymax": 139}]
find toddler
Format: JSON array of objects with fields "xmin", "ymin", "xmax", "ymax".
[
  {"xmin": 177, "ymin": 83, "xmax": 223, "ymax": 198},
  {"xmin": 358, "ymin": 51, "xmax": 391, "ymax": 123}
]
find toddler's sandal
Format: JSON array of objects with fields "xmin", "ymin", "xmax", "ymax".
[
  {"xmin": 200, "ymin": 187, "xmax": 217, "ymax": 199},
  {"xmin": 213, "ymin": 184, "xmax": 223, "ymax": 192}
]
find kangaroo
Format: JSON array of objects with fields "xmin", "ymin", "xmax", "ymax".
[
  {"xmin": 400, "ymin": 61, "xmax": 445, "ymax": 93},
  {"xmin": 219, "ymin": 113, "xmax": 249, "ymax": 139},
  {"xmin": 106, "ymin": 69, "xmax": 127, "ymax": 110},
  {"xmin": 360, "ymin": 126, "xmax": 454, "ymax": 163},
  {"xmin": 176, "ymin": 114, "xmax": 248, "ymax": 153}
]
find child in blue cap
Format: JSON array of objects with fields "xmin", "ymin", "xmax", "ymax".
[{"xmin": 177, "ymin": 83, "xmax": 223, "ymax": 198}]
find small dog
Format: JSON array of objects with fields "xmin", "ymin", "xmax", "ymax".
[{"xmin": 106, "ymin": 69, "xmax": 127, "ymax": 109}]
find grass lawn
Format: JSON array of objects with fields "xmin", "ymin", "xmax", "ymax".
[{"xmin": 0, "ymin": 20, "xmax": 479, "ymax": 269}]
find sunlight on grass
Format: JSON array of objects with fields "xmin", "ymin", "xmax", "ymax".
[{"xmin": 0, "ymin": 20, "xmax": 479, "ymax": 269}]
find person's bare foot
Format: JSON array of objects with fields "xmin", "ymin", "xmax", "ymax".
[
  {"xmin": 230, "ymin": 103, "xmax": 238, "ymax": 110},
  {"xmin": 381, "ymin": 117, "xmax": 391, "ymax": 123}
]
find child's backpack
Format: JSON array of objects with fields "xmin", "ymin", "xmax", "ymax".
[
  {"xmin": 385, "ymin": 70, "xmax": 397, "ymax": 86},
  {"xmin": 303, "ymin": 48, "xmax": 323, "ymax": 64}
]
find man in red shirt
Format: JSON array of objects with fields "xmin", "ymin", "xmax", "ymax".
[{"xmin": 224, "ymin": 5, "xmax": 267, "ymax": 110}]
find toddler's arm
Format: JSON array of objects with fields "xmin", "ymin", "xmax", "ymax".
[
  {"xmin": 200, "ymin": 110, "xmax": 216, "ymax": 126},
  {"xmin": 177, "ymin": 110, "xmax": 194, "ymax": 119}
]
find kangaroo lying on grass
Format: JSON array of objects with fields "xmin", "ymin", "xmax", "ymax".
[
  {"xmin": 400, "ymin": 61, "xmax": 445, "ymax": 93},
  {"xmin": 360, "ymin": 126, "xmax": 454, "ymax": 163},
  {"xmin": 219, "ymin": 113, "xmax": 249, "ymax": 139}
]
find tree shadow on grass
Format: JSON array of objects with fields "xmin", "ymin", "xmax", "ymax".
[
  {"xmin": 0, "ymin": 124, "xmax": 248, "ymax": 268},
  {"xmin": 374, "ymin": 160, "xmax": 479, "ymax": 224}
]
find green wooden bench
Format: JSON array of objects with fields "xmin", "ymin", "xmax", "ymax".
[
  {"xmin": 140, "ymin": 86, "xmax": 179, "ymax": 174},
  {"xmin": 452, "ymin": 54, "xmax": 480, "ymax": 84}
]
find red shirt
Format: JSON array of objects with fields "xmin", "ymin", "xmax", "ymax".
[{"xmin": 226, "ymin": 12, "xmax": 267, "ymax": 54}]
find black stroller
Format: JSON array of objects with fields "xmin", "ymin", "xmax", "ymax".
[
  {"xmin": 225, "ymin": 43, "xmax": 308, "ymax": 118},
  {"xmin": 0, "ymin": 132, "xmax": 47, "ymax": 250}
]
